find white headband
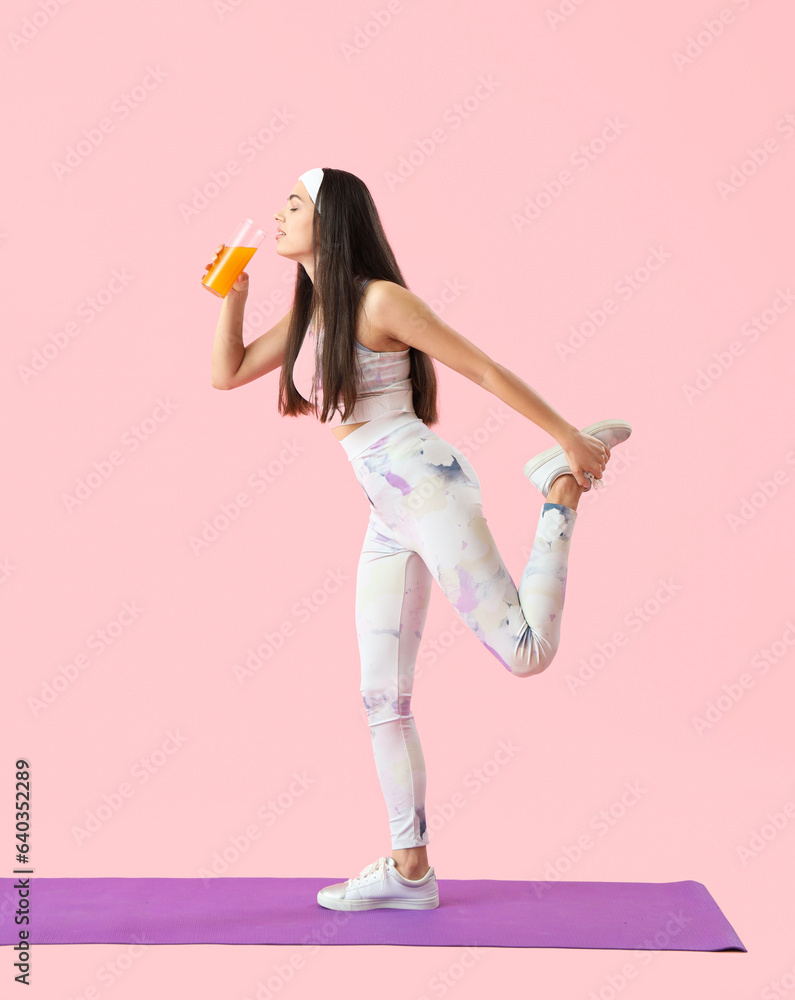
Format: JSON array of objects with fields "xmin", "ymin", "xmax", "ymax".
[{"xmin": 298, "ymin": 167, "xmax": 324, "ymax": 213}]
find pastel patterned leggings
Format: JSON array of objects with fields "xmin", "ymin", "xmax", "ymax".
[{"xmin": 341, "ymin": 411, "xmax": 579, "ymax": 850}]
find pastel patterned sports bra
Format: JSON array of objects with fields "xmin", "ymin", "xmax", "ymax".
[{"xmin": 291, "ymin": 278, "xmax": 416, "ymax": 428}]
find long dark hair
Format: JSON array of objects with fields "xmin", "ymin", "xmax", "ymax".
[{"xmin": 277, "ymin": 167, "xmax": 439, "ymax": 426}]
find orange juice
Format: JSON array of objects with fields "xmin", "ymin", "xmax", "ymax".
[{"xmin": 201, "ymin": 245, "xmax": 257, "ymax": 298}]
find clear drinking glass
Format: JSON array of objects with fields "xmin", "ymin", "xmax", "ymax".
[{"xmin": 201, "ymin": 218, "xmax": 267, "ymax": 298}]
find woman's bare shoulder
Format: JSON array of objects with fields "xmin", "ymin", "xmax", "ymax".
[{"xmin": 359, "ymin": 279, "xmax": 414, "ymax": 351}]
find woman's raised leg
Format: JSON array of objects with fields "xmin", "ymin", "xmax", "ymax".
[{"xmin": 404, "ymin": 436, "xmax": 581, "ymax": 678}]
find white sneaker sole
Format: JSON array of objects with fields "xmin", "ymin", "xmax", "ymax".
[{"xmin": 317, "ymin": 882, "xmax": 440, "ymax": 911}]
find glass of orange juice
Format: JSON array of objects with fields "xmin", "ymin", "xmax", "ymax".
[{"xmin": 201, "ymin": 218, "xmax": 267, "ymax": 298}]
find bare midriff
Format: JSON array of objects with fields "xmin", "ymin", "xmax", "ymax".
[{"xmin": 331, "ymin": 422, "xmax": 369, "ymax": 441}]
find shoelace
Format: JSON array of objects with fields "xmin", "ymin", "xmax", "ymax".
[
  {"xmin": 584, "ymin": 471, "xmax": 605, "ymax": 490},
  {"xmin": 346, "ymin": 856, "xmax": 389, "ymax": 889}
]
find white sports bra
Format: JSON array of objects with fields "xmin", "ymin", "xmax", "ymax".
[{"xmin": 291, "ymin": 279, "xmax": 415, "ymax": 427}]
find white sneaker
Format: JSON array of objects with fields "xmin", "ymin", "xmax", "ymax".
[
  {"xmin": 523, "ymin": 419, "xmax": 632, "ymax": 497},
  {"xmin": 317, "ymin": 855, "xmax": 439, "ymax": 911}
]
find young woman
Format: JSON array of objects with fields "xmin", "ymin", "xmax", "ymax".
[{"xmin": 207, "ymin": 167, "xmax": 632, "ymax": 912}]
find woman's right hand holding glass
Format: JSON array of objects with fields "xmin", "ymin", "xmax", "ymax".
[{"xmin": 203, "ymin": 243, "xmax": 250, "ymax": 298}]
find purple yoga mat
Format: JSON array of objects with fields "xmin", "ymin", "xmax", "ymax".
[{"xmin": 0, "ymin": 876, "xmax": 745, "ymax": 951}]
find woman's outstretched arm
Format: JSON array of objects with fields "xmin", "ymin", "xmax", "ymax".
[
  {"xmin": 369, "ymin": 281, "xmax": 576, "ymax": 442},
  {"xmin": 369, "ymin": 281, "xmax": 610, "ymax": 486}
]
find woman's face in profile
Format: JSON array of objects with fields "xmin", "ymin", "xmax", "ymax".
[{"xmin": 274, "ymin": 178, "xmax": 315, "ymax": 262}]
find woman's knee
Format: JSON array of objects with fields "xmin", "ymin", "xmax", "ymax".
[
  {"xmin": 508, "ymin": 631, "xmax": 558, "ymax": 678},
  {"xmin": 360, "ymin": 685, "xmax": 414, "ymax": 724}
]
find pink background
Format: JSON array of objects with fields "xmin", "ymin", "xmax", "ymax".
[{"xmin": 3, "ymin": 0, "xmax": 794, "ymax": 995}]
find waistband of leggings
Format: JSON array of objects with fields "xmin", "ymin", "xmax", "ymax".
[{"xmin": 338, "ymin": 409, "xmax": 423, "ymax": 461}]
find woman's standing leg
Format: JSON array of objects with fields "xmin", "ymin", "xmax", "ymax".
[{"xmin": 355, "ymin": 510, "xmax": 433, "ymax": 862}]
